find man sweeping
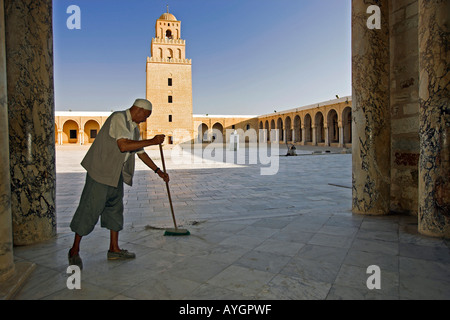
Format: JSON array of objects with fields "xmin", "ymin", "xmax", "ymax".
[{"xmin": 68, "ymin": 98, "xmax": 169, "ymax": 269}]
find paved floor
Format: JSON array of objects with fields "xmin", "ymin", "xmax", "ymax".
[{"xmin": 12, "ymin": 144, "xmax": 450, "ymax": 300}]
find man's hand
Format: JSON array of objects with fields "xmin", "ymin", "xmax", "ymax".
[
  {"xmin": 157, "ymin": 170, "xmax": 170, "ymax": 183},
  {"xmin": 153, "ymin": 134, "xmax": 165, "ymax": 145}
]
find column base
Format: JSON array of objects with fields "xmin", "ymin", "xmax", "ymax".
[{"xmin": 0, "ymin": 261, "xmax": 35, "ymax": 300}]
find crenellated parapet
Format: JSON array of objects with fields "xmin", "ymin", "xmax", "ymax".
[
  {"xmin": 147, "ymin": 56, "xmax": 191, "ymax": 64},
  {"xmin": 152, "ymin": 37, "xmax": 185, "ymax": 45}
]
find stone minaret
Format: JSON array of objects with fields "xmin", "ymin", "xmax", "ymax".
[{"xmin": 145, "ymin": 9, "xmax": 193, "ymax": 144}]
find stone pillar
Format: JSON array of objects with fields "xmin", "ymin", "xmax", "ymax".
[
  {"xmin": 0, "ymin": 0, "xmax": 14, "ymax": 281},
  {"xmin": 5, "ymin": 0, "xmax": 56, "ymax": 245},
  {"xmin": 301, "ymin": 127, "xmax": 306, "ymax": 145},
  {"xmin": 312, "ymin": 125, "xmax": 317, "ymax": 145},
  {"xmin": 352, "ymin": 0, "xmax": 391, "ymax": 215},
  {"xmin": 58, "ymin": 130, "xmax": 63, "ymax": 145},
  {"xmin": 338, "ymin": 124, "xmax": 344, "ymax": 147},
  {"xmin": 324, "ymin": 126, "xmax": 329, "ymax": 146},
  {"xmin": 418, "ymin": 0, "xmax": 450, "ymax": 238}
]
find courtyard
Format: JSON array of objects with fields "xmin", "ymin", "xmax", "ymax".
[{"xmin": 7, "ymin": 144, "xmax": 449, "ymax": 300}]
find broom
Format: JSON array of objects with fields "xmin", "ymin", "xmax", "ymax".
[{"xmin": 159, "ymin": 143, "xmax": 190, "ymax": 236}]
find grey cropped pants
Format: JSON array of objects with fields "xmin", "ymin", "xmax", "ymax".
[{"xmin": 70, "ymin": 173, "xmax": 124, "ymax": 236}]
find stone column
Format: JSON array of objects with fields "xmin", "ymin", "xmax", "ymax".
[
  {"xmin": 418, "ymin": 0, "xmax": 450, "ymax": 238},
  {"xmin": 324, "ymin": 126, "xmax": 329, "ymax": 146},
  {"xmin": 0, "ymin": 0, "xmax": 14, "ymax": 281},
  {"xmin": 5, "ymin": 0, "xmax": 56, "ymax": 245},
  {"xmin": 338, "ymin": 124, "xmax": 344, "ymax": 147},
  {"xmin": 312, "ymin": 125, "xmax": 317, "ymax": 145},
  {"xmin": 58, "ymin": 130, "xmax": 63, "ymax": 145},
  {"xmin": 352, "ymin": 0, "xmax": 391, "ymax": 215},
  {"xmin": 301, "ymin": 127, "xmax": 306, "ymax": 145}
]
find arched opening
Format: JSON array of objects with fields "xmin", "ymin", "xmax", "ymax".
[
  {"xmin": 167, "ymin": 48, "xmax": 173, "ymax": 60},
  {"xmin": 315, "ymin": 112, "xmax": 325, "ymax": 143},
  {"xmin": 285, "ymin": 116, "xmax": 292, "ymax": 142},
  {"xmin": 304, "ymin": 114, "xmax": 312, "ymax": 143},
  {"xmin": 212, "ymin": 122, "xmax": 223, "ymax": 142},
  {"xmin": 294, "ymin": 115, "xmax": 301, "ymax": 143},
  {"xmin": 166, "ymin": 29, "xmax": 173, "ymax": 39},
  {"xmin": 342, "ymin": 106, "xmax": 352, "ymax": 144},
  {"xmin": 327, "ymin": 109, "xmax": 339, "ymax": 144},
  {"xmin": 264, "ymin": 120, "xmax": 269, "ymax": 142},
  {"xmin": 277, "ymin": 118, "xmax": 284, "ymax": 142},
  {"xmin": 259, "ymin": 121, "xmax": 265, "ymax": 142},
  {"xmin": 198, "ymin": 123, "xmax": 208, "ymax": 142},
  {"xmin": 84, "ymin": 120, "xmax": 100, "ymax": 144},
  {"xmin": 63, "ymin": 120, "xmax": 79, "ymax": 144},
  {"xmin": 269, "ymin": 119, "xmax": 276, "ymax": 142}
]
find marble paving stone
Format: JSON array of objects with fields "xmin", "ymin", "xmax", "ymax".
[
  {"xmin": 356, "ymin": 229, "xmax": 399, "ymax": 243},
  {"xmin": 206, "ymin": 265, "xmax": 275, "ymax": 297},
  {"xmin": 254, "ymin": 239, "xmax": 304, "ymax": 257},
  {"xmin": 307, "ymin": 233, "xmax": 355, "ymax": 249},
  {"xmin": 121, "ymin": 272, "xmax": 202, "ymax": 300},
  {"xmin": 251, "ymin": 217, "xmax": 296, "ymax": 229},
  {"xmin": 280, "ymin": 255, "xmax": 341, "ymax": 283},
  {"xmin": 325, "ymin": 215, "xmax": 364, "ymax": 228},
  {"xmin": 326, "ymin": 284, "xmax": 398, "ymax": 300},
  {"xmin": 168, "ymin": 256, "xmax": 230, "ymax": 283},
  {"xmin": 317, "ymin": 225, "xmax": 359, "ymax": 238},
  {"xmin": 399, "ymin": 256, "xmax": 450, "ymax": 281},
  {"xmin": 233, "ymin": 250, "xmax": 293, "ymax": 274},
  {"xmin": 350, "ymin": 239, "xmax": 399, "ymax": 256},
  {"xmin": 297, "ymin": 244, "xmax": 349, "ymax": 265},
  {"xmin": 88, "ymin": 261, "xmax": 156, "ymax": 293},
  {"xmin": 43, "ymin": 281, "xmax": 119, "ymax": 300},
  {"xmin": 399, "ymin": 274, "xmax": 450, "ymax": 300},
  {"xmin": 271, "ymin": 229, "xmax": 316, "ymax": 244},
  {"xmin": 12, "ymin": 266, "xmax": 68, "ymax": 300},
  {"xmin": 218, "ymin": 234, "xmax": 267, "ymax": 249},
  {"xmin": 257, "ymin": 274, "xmax": 331, "ymax": 300},
  {"xmin": 334, "ymin": 264, "xmax": 399, "ymax": 298},
  {"xmin": 236, "ymin": 225, "xmax": 279, "ymax": 239},
  {"xmin": 399, "ymin": 243, "xmax": 450, "ymax": 263},
  {"xmin": 193, "ymin": 244, "xmax": 250, "ymax": 265},
  {"xmin": 343, "ymin": 249, "xmax": 399, "ymax": 272},
  {"xmin": 360, "ymin": 219, "xmax": 399, "ymax": 232},
  {"xmin": 188, "ymin": 283, "xmax": 249, "ymax": 300},
  {"xmin": 125, "ymin": 248, "xmax": 186, "ymax": 275}
]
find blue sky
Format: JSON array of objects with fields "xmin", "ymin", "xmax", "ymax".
[{"xmin": 53, "ymin": 0, "xmax": 351, "ymax": 115}]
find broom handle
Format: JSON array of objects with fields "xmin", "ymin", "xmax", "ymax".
[{"xmin": 159, "ymin": 143, "xmax": 178, "ymax": 230}]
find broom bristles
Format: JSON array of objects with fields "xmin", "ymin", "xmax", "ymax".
[{"xmin": 164, "ymin": 228, "xmax": 190, "ymax": 236}]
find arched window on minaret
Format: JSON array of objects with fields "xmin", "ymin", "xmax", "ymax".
[
  {"xmin": 166, "ymin": 29, "xmax": 173, "ymax": 39},
  {"xmin": 167, "ymin": 48, "xmax": 173, "ymax": 60}
]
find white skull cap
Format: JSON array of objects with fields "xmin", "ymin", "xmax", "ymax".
[{"xmin": 133, "ymin": 98, "xmax": 152, "ymax": 111}]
